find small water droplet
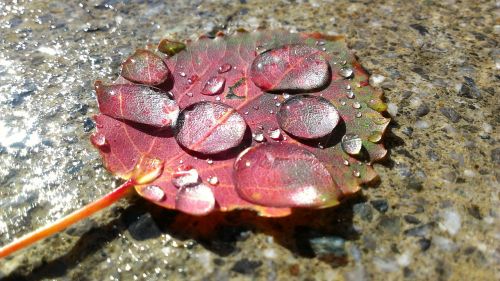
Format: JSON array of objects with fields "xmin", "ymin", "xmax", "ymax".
[
  {"xmin": 346, "ymin": 90, "xmax": 355, "ymax": 99},
  {"xmin": 368, "ymin": 131, "xmax": 383, "ymax": 143},
  {"xmin": 253, "ymin": 133, "xmax": 265, "ymax": 142},
  {"xmin": 201, "ymin": 76, "xmax": 226, "ymax": 96},
  {"xmin": 346, "ymin": 84, "xmax": 352, "ymax": 90},
  {"xmin": 253, "ymin": 105, "xmax": 260, "ymax": 110},
  {"xmin": 273, "ymin": 96, "xmax": 278, "ymax": 100},
  {"xmin": 179, "ymin": 72, "xmax": 186, "ymax": 77},
  {"xmin": 339, "ymin": 67, "xmax": 353, "ymax": 78},
  {"xmin": 353, "ymin": 170, "xmax": 361, "ymax": 177},
  {"xmin": 341, "ymin": 101, "xmax": 346, "ymax": 106},
  {"xmin": 269, "ymin": 128, "xmax": 282, "ymax": 140},
  {"xmin": 186, "ymin": 92, "xmax": 193, "ymax": 97},
  {"xmin": 275, "ymin": 102, "xmax": 281, "ymax": 107},
  {"xmin": 341, "ymin": 134, "xmax": 362, "ymax": 155},
  {"xmin": 215, "ymin": 96, "xmax": 221, "ymax": 101},
  {"xmin": 356, "ymin": 112, "xmax": 362, "ymax": 118},
  {"xmin": 244, "ymin": 111, "xmax": 249, "ymax": 115},
  {"xmin": 269, "ymin": 110, "xmax": 274, "ymax": 114},
  {"xmin": 172, "ymin": 165, "xmax": 200, "ymax": 188},
  {"xmin": 175, "ymin": 184, "xmax": 215, "ymax": 215},
  {"xmin": 353, "ymin": 102, "xmax": 361, "ymax": 109},
  {"xmin": 141, "ymin": 185, "xmax": 165, "ymax": 202},
  {"xmin": 283, "ymin": 93, "xmax": 290, "ymax": 99},
  {"xmin": 341, "ymin": 60, "xmax": 347, "ymax": 65},
  {"xmin": 316, "ymin": 40, "xmax": 325, "ymax": 46},
  {"xmin": 343, "ymin": 159, "xmax": 350, "ymax": 166},
  {"xmin": 208, "ymin": 176, "xmax": 219, "ymax": 185},
  {"xmin": 321, "ymin": 47, "xmax": 327, "ymax": 51},
  {"xmin": 218, "ymin": 63, "xmax": 232, "ymax": 73},
  {"xmin": 187, "ymin": 74, "xmax": 198, "ymax": 84},
  {"xmin": 90, "ymin": 132, "xmax": 108, "ymax": 149},
  {"xmin": 207, "ymin": 159, "xmax": 213, "ymax": 164}
]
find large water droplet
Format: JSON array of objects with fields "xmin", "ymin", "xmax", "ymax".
[
  {"xmin": 121, "ymin": 49, "xmax": 171, "ymax": 86},
  {"xmin": 368, "ymin": 131, "xmax": 383, "ymax": 143},
  {"xmin": 341, "ymin": 134, "xmax": 362, "ymax": 155},
  {"xmin": 95, "ymin": 82, "xmax": 179, "ymax": 128},
  {"xmin": 201, "ymin": 76, "xmax": 226, "ymax": 96},
  {"xmin": 277, "ymin": 95, "xmax": 340, "ymax": 139},
  {"xmin": 175, "ymin": 184, "xmax": 215, "ymax": 215},
  {"xmin": 140, "ymin": 185, "xmax": 165, "ymax": 202},
  {"xmin": 175, "ymin": 102, "xmax": 247, "ymax": 155},
  {"xmin": 250, "ymin": 44, "xmax": 331, "ymax": 91},
  {"xmin": 234, "ymin": 143, "xmax": 339, "ymax": 207},
  {"xmin": 172, "ymin": 165, "xmax": 200, "ymax": 188},
  {"xmin": 218, "ymin": 63, "xmax": 232, "ymax": 73}
]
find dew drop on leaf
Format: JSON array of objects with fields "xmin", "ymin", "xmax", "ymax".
[
  {"xmin": 158, "ymin": 39, "xmax": 186, "ymax": 56},
  {"xmin": 346, "ymin": 90, "xmax": 355, "ymax": 99},
  {"xmin": 341, "ymin": 134, "xmax": 362, "ymax": 155},
  {"xmin": 95, "ymin": 82, "xmax": 179, "ymax": 128},
  {"xmin": 207, "ymin": 176, "xmax": 219, "ymax": 185},
  {"xmin": 339, "ymin": 67, "xmax": 353, "ymax": 78},
  {"xmin": 253, "ymin": 132, "xmax": 265, "ymax": 142},
  {"xmin": 277, "ymin": 95, "xmax": 340, "ymax": 139},
  {"xmin": 234, "ymin": 143, "xmax": 339, "ymax": 207},
  {"xmin": 268, "ymin": 128, "xmax": 282, "ymax": 140},
  {"xmin": 175, "ymin": 101, "xmax": 247, "ymax": 154},
  {"xmin": 171, "ymin": 165, "xmax": 200, "ymax": 188},
  {"xmin": 218, "ymin": 63, "xmax": 232, "ymax": 73},
  {"xmin": 352, "ymin": 101, "xmax": 361, "ymax": 109},
  {"xmin": 90, "ymin": 132, "xmax": 108, "ymax": 149},
  {"xmin": 121, "ymin": 49, "xmax": 171, "ymax": 85},
  {"xmin": 250, "ymin": 44, "xmax": 330, "ymax": 91},
  {"xmin": 175, "ymin": 184, "xmax": 215, "ymax": 215},
  {"xmin": 140, "ymin": 185, "xmax": 165, "ymax": 202},
  {"xmin": 201, "ymin": 76, "xmax": 226, "ymax": 96},
  {"xmin": 368, "ymin": 131, "xmax": 383, "ymax": 143}
]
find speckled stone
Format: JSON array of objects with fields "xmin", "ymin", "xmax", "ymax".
[{"xmin": 0, "ymin": 1, "xmax": 498, "ymax": 280}]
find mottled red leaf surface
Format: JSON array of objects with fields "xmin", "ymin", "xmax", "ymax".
[{"xmin": 92, "ymin": 30, "xmax": 390, "ymax": 217}]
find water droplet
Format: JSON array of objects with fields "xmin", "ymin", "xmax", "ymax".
[
  {"xmin": 201, "ymin": 76, "xmax": 226, "ymax": 96},
  {"xmin": 90, "ymin": 132, "xmax": 108, "ymax": 149},
  {"xmin": 175, "ymin": 102, "xmax": 247, "ymax": 154},
  {"xmin": 215, "ymin": 96, "xmax": 221, "ymax": 101},
  {"xmin": 277, "ymin": 95, "xmax": 340, "ymax": 139},
  {"xmin": 339, "ymin": 67, "xmax": 353, "ymax": 78},
  {"xmin": 253, "ymin": 133, "xmax": 265, "ymax": 142},
  {"xmin": 321, "ymin": 47, "xmax": 327, "ymax": 51},
  {"xmin": 341, "ymin": 101, "xmax": 346, "ymax": 106},
  {"xmin": 275, "ymin": 102, "xmax": 281, "ymax": 107},
  {"xmin": 207, "ymin": 159, "xmax": 213, "ymax": 165},
  {"xmin": 356, "ymin": 112, "xmax": 362, "ymax": 118},
  {"xmin": 218, "ymin": 63, "xmax": 232, "ymax": 73},
  {"xmin": 141, "ymin": 185, "xmax": 165, "ymax": 202},
  {"xmin": 187, "ymin": 74, "xmax": 199, "ymax": 84},
  {"xmin": 208, "ymin": 176, "xmax": 219, "ymax": 185},
  {"xmin": 353, "ymin": 102, "xmax": 361, "ymax": 109},
  {"xmin": 341, "ymin": 60, "xmax": 347, "ymax": 65},
  {"xmin": 179, "ymin": 72, "xmax": 186, "ymax": 77},
  {"xmin": 341, "ymin": 134, "xmax": 362, "ymax": 155},
  {"xmin": 250, "ymin": 44, "xmax": 331, "ymax": 91},
  {"xmin": 186, "ymin": 92, "xmax": 193, "ymax": 97},
  {"xmin": 172, "ymin": 165, "xmax": 200, "ymax": 188},
  {"xmin": 120, "ymin": 49, "xmax": 171, "ymax": 86},
  {"xmin": 346, "ymin": 90, "xmax": 355, "ymax": 99},
  {"xmin": 233, "ymin": 143, "xmax": 339, "ymax": 207},
  {"xmin": 343, "ymin": 159, "xmax": 350, "ymax": 166},
  {"xmin": 346, "ymin": 84, "xmax": 352, "ymax": 90},
  {"xmin": 268, "ymin": 128, "xmax": 282, "ymax": 140},
  {"xmin": 353, "ymin": 170, "xmax": 361, "ymax": 177},
  {"xmin": 253, "ymin": 105, "xmax": 260, "ymax": 110},
  {"xmin": 283, "ymin": 93, "xmax": 290, "ymax": 99},
  {"xmin": 316, "ymin": 41, "xmax": 326, "ymax": 46},
  {"xmin": 175, "ymin": 184, "xmax": 215, "ymax": 215}
]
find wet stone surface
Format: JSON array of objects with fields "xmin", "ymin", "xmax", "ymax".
[{"xmin": 0, "ymin": 1, "xmax": 498, "ymax": 281}]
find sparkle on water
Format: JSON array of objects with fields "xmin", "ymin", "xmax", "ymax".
[{"xmin": 171, "ymin": 165, "xmax": 200, "ymax": 188}]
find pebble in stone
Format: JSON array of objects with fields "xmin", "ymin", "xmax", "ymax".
[
  {"xmin": 418, "ymin": 238, "xmax": 432, "ymax": 251},
  {"xmin": 377, "ymin": 215, "xmax": 401, "ymax": 235},
  {"xmin": 439, "ymin": 209, "xmax": 461, "ymax": 236},
  {"xmin": 458, "ymin": 76, "xmax": 481, "ymax": 99},
  {"xmin": 309, "ymin": 236, "xmax": 346, "ymax": 258},
  {"xmin": 404, "ymin": 223, "xmax": 433, "ymax": 237},
  {"xmin": 415, "ymin": 103, "xmax": 430, "ymax": 117},
  {"xmin": 401, "ymin": 127, "xmax": 414, "ymax": 137},
  {"xmin": 439, "ymin": 107, "xmax": 461, "ymax": 123},
  {"xmin": 403, "ymin": 215, "xmax": 421, "ymax": 224},
  {"xmin": 491, "ymin": 148, "xmax": 500, "ymax": 164},
  {"xmin": 370, "ymin": 199, "xmax": 389, "ymax": 213},
  {"xmin": 353, "ymin": 202, "xmax": 373, "ymax": 222},
  {"xmin": 126, "ymin": 213, "xmax": 162, "ymax": 241},
  {"xmin": 231, "ymin": 259, "xmax": 263, "ymax": 275}
]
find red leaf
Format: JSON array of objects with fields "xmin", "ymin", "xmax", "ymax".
[{"xmin": 92, "ymin": 31, "xmax": 390, "ymax": 217}]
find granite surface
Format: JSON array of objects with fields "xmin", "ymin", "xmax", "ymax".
[{"xmin": 0, "ymin": 0, "xmax": 498, "ymax": 280}]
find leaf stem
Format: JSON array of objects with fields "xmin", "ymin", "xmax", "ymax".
[{"xmin": 0, "ymin": 179, "xmax": 136, "ymax": 259}]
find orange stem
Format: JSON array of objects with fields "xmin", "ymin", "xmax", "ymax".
[{"xmin": 0, "ymin": 179, "xmax": 136, "ymax": 259}]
